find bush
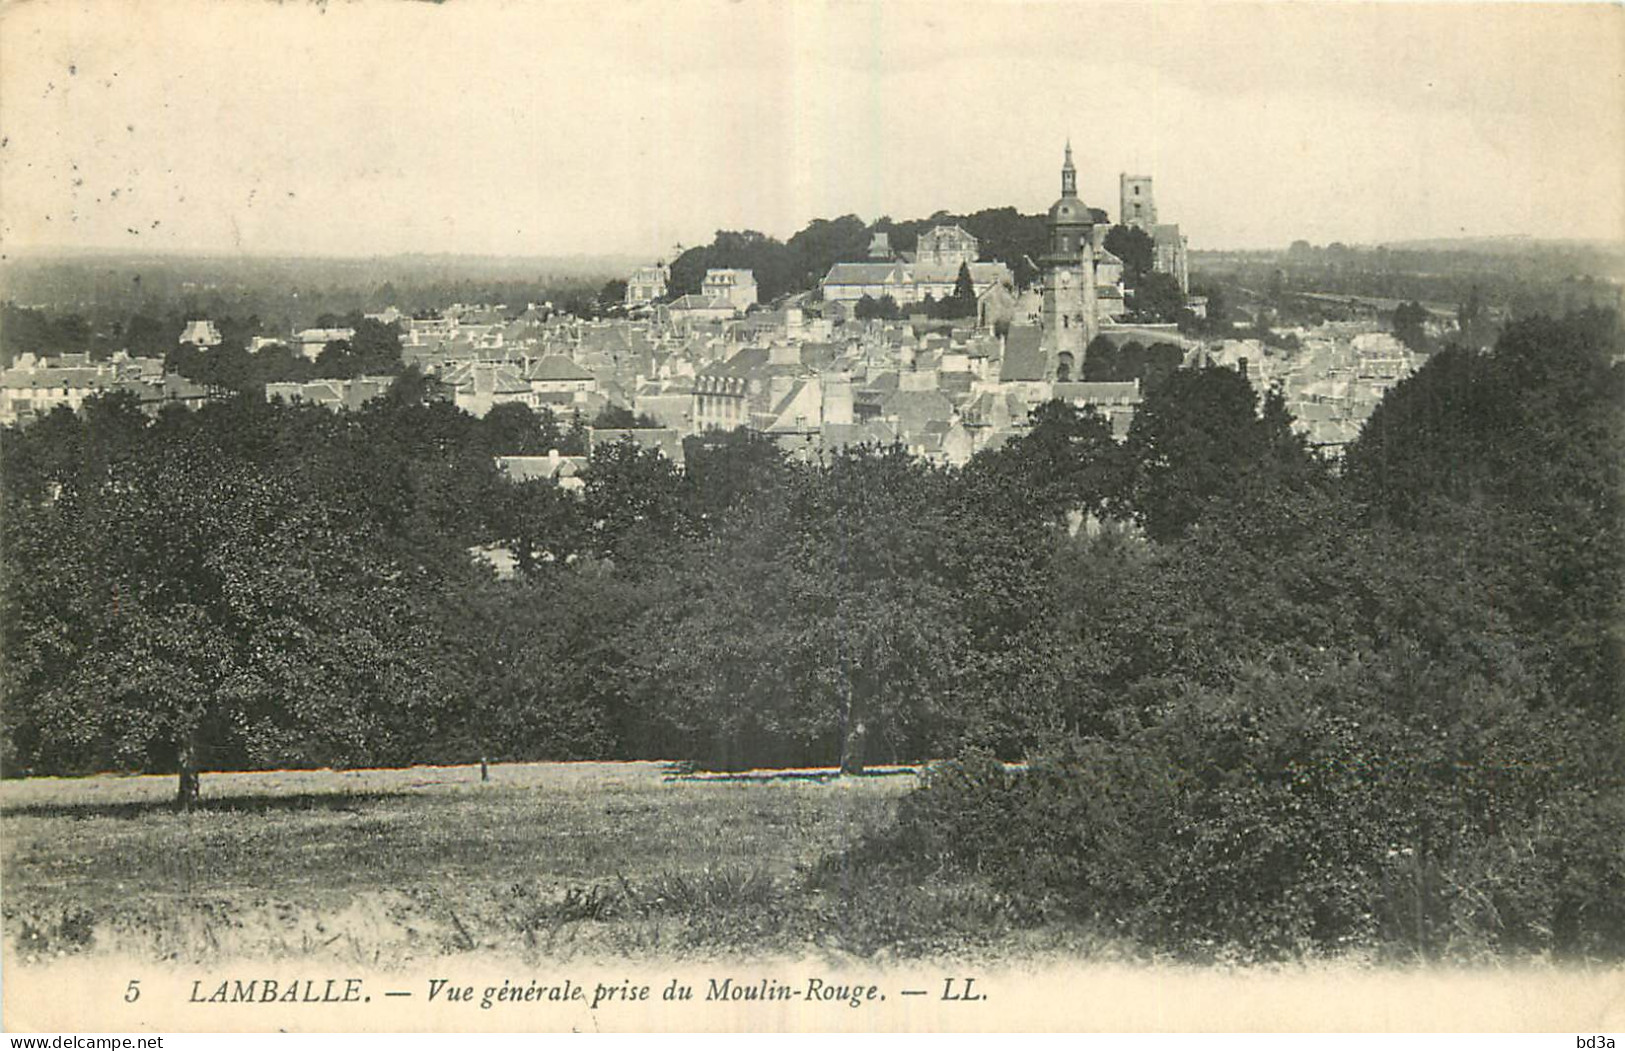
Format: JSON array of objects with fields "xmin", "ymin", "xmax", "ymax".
[{"xmin": 840, "ymin": 664, "xmax": 1623, "ymax": 962}]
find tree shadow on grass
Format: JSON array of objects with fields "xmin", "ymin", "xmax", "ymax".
[
  {"xmin": 0, "ymin": 790, "xmax": 408, "ymax": 821},
  {"xmin": 660, "ymin": 763, "xmax": 921, "ymax": 784}
]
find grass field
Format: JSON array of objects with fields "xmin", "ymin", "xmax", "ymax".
[
  {"xmin": 9, "ymin": 761, "xmax": 1625, "ymax": 1034},
  {"xmin": 1, "ymin": 760, "xmax": 1050, "ymax": 965}
]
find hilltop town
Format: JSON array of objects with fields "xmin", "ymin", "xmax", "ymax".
[
  {"xmin": 4, "ymin": 0, "xmax": 1623, "ymax": 991},
  {"xmin": 0, "ymin": 146, "xmax": 1523, "ymax": 476}
]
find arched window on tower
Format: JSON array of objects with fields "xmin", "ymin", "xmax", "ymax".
[{"xmin": 1057, "ymin": 352, "xmax": 1074, "ymax": 382}]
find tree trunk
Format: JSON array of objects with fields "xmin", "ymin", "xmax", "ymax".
[
  {"xmin": 839, "ymin": 718, "xmax": 867, "ymax": 776},
  {"xmin": 176, "ymin": 735, "xmax": 200, "ymax": 810}
]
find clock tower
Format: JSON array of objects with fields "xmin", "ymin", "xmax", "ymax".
[{"xmin": 1040, "ymin": 141, "xmax": 1098, "ymax": 382}]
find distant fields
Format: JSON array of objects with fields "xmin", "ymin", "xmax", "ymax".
[{"xmin": 2, "ymin": 760, "xmax": 1033, "ymax": 964}]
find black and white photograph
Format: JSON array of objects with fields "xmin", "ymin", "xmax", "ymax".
[{"xmin": 0, "ymin": 0, "xmax": 1621, "ymax": 1036}]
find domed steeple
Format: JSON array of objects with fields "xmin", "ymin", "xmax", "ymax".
[
  {"xmin": 1046, "ymin": 140, "xmax": 1094, "ymax": 260},
  {"xmin": 1038, "ymin": 140, "xmax": 1100, "ymax": 376}
]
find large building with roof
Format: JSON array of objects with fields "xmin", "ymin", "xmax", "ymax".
[
  {"xmin": 821, "ymin": 257, "xmax": 1013, "ymax": 307},
  {"xmin": 702, "ymin": 269, "xmax": 759, "ymax": 313},
  {"xmin": 625, "ymin": 263, "xmax": 670, "ymax": 307}
]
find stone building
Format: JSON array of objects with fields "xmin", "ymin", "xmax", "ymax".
[
  {"xmin": 625, "ymin": 263, "xmax": 670, "ymax": 307},
  {"xmin": 914, "ymin": 224, "xmax": 979, "ymax": 267},
  {"xmin": 1120, "ymin": 174, "xmax": 1189, "ymax": 294},
  {"xmin": 1041, "ymin": 141, "xmax": 1099, "ymax": 382},
  {"xmin": 702, "ymin": 269, "xmax": 759, "ymax": 313}
]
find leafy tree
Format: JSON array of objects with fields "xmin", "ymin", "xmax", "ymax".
[
  {"xmin": 636, "ymin": 448, "xmax": 963, "ymax": 772},
  {"xmin": 1133, "ymin": 272, "xmax": 1186, "ymax": 323},
  {"xmin": 581, "ymin": 437, "xmax": 690, "ymax": 568},
  {"xmin": 482, "ymin": 403, "xmax": 554, "ymax": 456},
  {"xmin": 590, "ymin": 404, "xmax": 662, "ymax": 430},
  {"xmin": 682, "ymin": 428, "xmax": 791, "ymax": 523},
  {"xmin": 349, "ymin": 317, "xmax": 404, "ymax": 374},
  {"xmin": 1391, "ymin": 300, "xmax": 1430, "ymax": 352},
  {"xmin": 1104, "ymin": 225, "xmax": 1155, "ymax": 284},
  {"xmin": 1121, "ymin": 367, "xmax": 1324, "ymax": 542},
  {"xmin": 965, "ymin": 400, "xmax": 1126, "ymax": 529},
  {"xmin": 598, "ymin": 278, "xmax": 629, "ymax": 308},
  {"xmin": 314, "ymin": 339, "xmax": 359, "ymax": 379},
  {"xmin": 854, "ymin": 294, "xmax": 902, "ymax": 321},
  {"xmin": 2, "ymin": 439, "xmax": 452, "ymax": 803},
  {"xmin": 1345, "ymin": 310, "xmax": 1624, "ymax": 707}
]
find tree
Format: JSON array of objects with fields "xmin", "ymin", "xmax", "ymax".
[
  {"xmin": 682, "ymin": 428, "xmax": 791, "ymax": 523},
  {"xmin": 598, "ymin": 278, "xmax": 629, "ymax": 309},
  {"xmin": 951, "ymin": 262, "xmax": 978, "ymax": 318},
  {"xmin": 314, "ymin": 339, "xmax": 359, "ymax": 379},
  {"xmin": 482, "ymin": 402, "xmax": 553, "ymax": 456},
  {"xmin": 1, "ymin": 440, "xmax": 452, "ymax": 805},
  {"xmin": 636, "ymin": 448, "xmax": 965, "ymax": 773},
  {"xmin": 1121, "ymin": 367, "xmax": 1324, "ymax": 542},
  {"xmin": 581, "ymin": 437, "xmax": 690, "ymax": 567},
  {"xmin": 965, "ymin": 400, "xmax": 1127, "ymax": 528},
  {"xmin": 1344, "ymin": 310, "xmax": 1624, "ymax": 708},
  {"xmin": 855, "ymin": 294, "xmax": 902, "ymax": 321},
  {"xmin": 1133, "ymin": 272, "xmax": 1186, "ymax": 323},
  {"xmin": 1391, "ymin": 300, "xmax": 1430, "ymax": 352},
  {"xmin": 1104, "ymin": 225, "xmax": 1155, "ymax": 284},
  {"xmin": 1456, "ymin": 285, "xmax": 1491, "ymax": 350},
  {"xmin": 349, "ymin": 318, "xmax": 404, "ymax": 374},
  {"xmin": 590, "ymin": 404, "xmax": 661, "ymax": 430}
]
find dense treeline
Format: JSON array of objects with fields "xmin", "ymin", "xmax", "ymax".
[
  {"xmin": 2, "ymin": 310, "xmax": 1620, "ymax": 958},
  {"xmin": 1197, "ymin": 241, "xmax": 1624, "ymax": 323},
  {"xmin": 0, "ymin": 254, "xmax": 622, "ymax": 354},
  {"xmin": 667, "ymin": 208, "xmax": 1053, "ymax": 302},
  {"xmin": 834, "ymin": 309, "xmax": 1624, "ymax": 960}
]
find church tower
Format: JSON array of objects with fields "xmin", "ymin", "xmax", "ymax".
[
  {"xmin": 1120, "ymin": 174, "xmax": 1157, "ymax": 231},
  {"xmin": 1041, "ymin": 141, "xmax": 1098, "ymax": 382}
]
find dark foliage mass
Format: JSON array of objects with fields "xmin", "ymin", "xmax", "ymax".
[
  {"xmin": 2, "ymin": 310, "xmax": 1619, "ymax": 960},
  {"xmin": 666, "ymin": 208, "xmax": 1050, "ymax": 302}
]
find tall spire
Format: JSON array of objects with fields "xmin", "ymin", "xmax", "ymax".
[{"xmin": 1061, "ymin": 139, "xmax": 1077, "ymax": 197}]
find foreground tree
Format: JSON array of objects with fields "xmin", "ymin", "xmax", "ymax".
[
  {"xmin": 1120, "ymin": 367, "xmax": 1325, "ymax": 542},
  {"xmin": 637, "ymin": 448, "xmax": 964, "ymax": 772},
  {"xmin": 3, "ymin": 431, "xmax": 453, "ymax": 805}
]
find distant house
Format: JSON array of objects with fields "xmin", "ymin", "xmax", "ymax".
[
  {"xmin": 914, "ymin": 224, "xmax": 980, "ymax": 267},
  {"xmin": 1151, "ymin": 224, "xmax": 1190, "ymax": 294},
  {"xmin": 821, "ymin": 260, "xmax": 1012, "ymax": 306},
  {"xmin": 702, "ymin": 269, "xmax": 758, "ymax": 312},
  {"xmin": 264, "ymin": 375, "xmax": 395, "ymax": 412},
  {"xmin": 633, "ymin": 380, "xmax": 695, "ymax": 432},
  {"xmin": 294, "ymin": 327, "xmax": 356, "ymax": 362},
  {"xmin": 998, "ymin": 325, "xmax": 1048, "ymax": 383},
  {"xmin": 179, "ymin": 320, "xmax": 222, "ymax": 348},
  {"xmin": 1054, "ymin": 379, "xmax": 1143, "ymax": 440},
  {"xmin": 495, "ymin": 450, "xmax": 589, "ymax": 493},
  {"xmin": 525, "ymin": 355, "xmax": 598, "ymax": 399},
  {"xmin": 437, "ymin": 362, "xmax": 533, "ymax": 418},
  {"xmin": 626, "ymin": 263, "xmax": 670, "ymax": 307},
  {"xmin": 1, "ymin": 365, "xmax": 122, "ymax": 423},
  {"xmin": 587, "ymin": 426, "xmax": 687, "ymax": 468},
  {"xmin": 1, "ymin": 360, "xmax": 212, "ymax": 425},
  {"xmin": 664, "ymin": 294, "xmax": 737, "ymax": 324}
]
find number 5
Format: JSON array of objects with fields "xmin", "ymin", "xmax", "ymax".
[{"xmin": 125, "ymin": 980, "xmax": 141, "ymax": 1003}]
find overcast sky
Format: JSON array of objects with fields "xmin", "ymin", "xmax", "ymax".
[{"xmin": 2, "ymin": 0, "xmax": 1621, "ymax": 258}]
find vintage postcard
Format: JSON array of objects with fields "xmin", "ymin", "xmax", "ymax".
[{"xmin": 1, "ymin": 0, "xmax": 1622, "ymax": 1037}]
